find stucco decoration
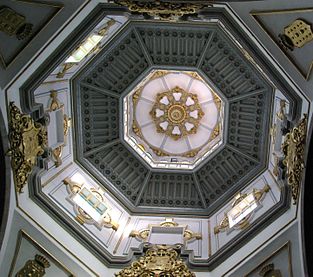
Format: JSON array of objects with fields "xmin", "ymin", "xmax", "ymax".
[{"xmin": 72, "ymin": 21, "xmax": 273, "ymax": 214}]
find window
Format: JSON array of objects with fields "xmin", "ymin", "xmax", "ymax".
[
  {"xmin": 72, "ymin": 186, "xmax": 108, "ymax": 223},
  {"xmin": 227, "ymin": 193, "xmax": 258, "ymax": 228}
]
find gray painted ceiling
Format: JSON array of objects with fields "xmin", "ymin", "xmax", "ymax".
[
  {"xmin": 13, "ymin": 2, "xmax": 309, "ymax": 269},
  {"xmin": 72, "ymin": 20, "xmax": 274, "ymax": 215}
]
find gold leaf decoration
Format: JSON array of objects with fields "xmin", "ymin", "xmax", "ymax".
[
  {"xmin": 16, "ymin": 254, "xmax": 50, "ymax": 277},
  {"xmin": 7, "ymin": 102, "xmax": 46, "ymax": 193},
  {"xmin": 282, "ymin": 114, "xmax": 307, "ymax": 204},
  {"xmin": 150, "ymin": 86, "xmax": 204, "ymax": 141},
  {"xmin": 115, "ymin": 245, "xmax": 196, "ymax": 277},
  {"xmin": 112, "ymin": 0, "xmax": 205, "ymax": 20}
]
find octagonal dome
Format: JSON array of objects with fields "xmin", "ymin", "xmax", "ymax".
[
  {"xmin": 72, "ymin": 20, "xmax": 273, "ymax": 214},
  {"xmin": 123, "ymin": 69, "xmax": 224, "ymax": 170}
]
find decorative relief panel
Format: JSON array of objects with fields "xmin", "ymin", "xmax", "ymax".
[
  {"xmin": 7, "ymin": 102, "xmax": 47, "ymax": 193},
  {"xmin": 237, "ymin": 241, "xmax": 292, "ymax": 277},
  {"xmin": 33, "ymin": 86, "xmax": 72, "ymax": 174},
  {"xmin": 279, "ymin": 19, "xmax": 313, "ymax": 51},
  {"xmin": 251, "ymin": 9, "xmax": 313, "ymax": 80},
  {"xmin": 270, "ymin": 95, "xmax": 290, "ymax": 180},
  {"xmin": 129, "ymin": 218, "xmax": 202, "ymax": 245},
  {"xmin": 0, "ymin": 7, "xmax": 32, "ymax": 40},
  {"xmin": 115, "ymin": 245, "xmax": 196, "ymax": 277},
  {"xmin": 0, "ymin": 0, "xmax": 62, "ymax": 70},
  {"xmin": 112, "ymin": 0, "xmax": 205, "ymax": 21},
  {"xmin": 57, "ymin": 19, "xmax": 116, "ymax": 78},
  {"xmin": 282, "ymin": 114, "xmax": 307, "ymax": 204}
]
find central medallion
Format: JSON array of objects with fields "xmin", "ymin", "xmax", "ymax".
[
  {"xmin": 168, "ymin": 104, "xmax": 186, "ymax": 124},
  {"xmin": 150, "ymin": 86, "xmax": 204, "ymax": 140},
  {"xmin": 123, "ymin": 69, "xmax": 224, "ymax": 170}
]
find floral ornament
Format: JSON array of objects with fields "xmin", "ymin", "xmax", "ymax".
[{"xmin": 150, "ymin": 86, "xmax": 204, "ymax": 140}]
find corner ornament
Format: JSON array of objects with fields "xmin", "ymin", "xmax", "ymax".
[
  {"xmin": 0, "ymin": 7, "xmax": 33, "ymax": 40},
  {"xmin": 282, "ymin": 114, "xmax": 307, "ymax": 204},
  {"xmin": 115, "ymin": 245, "xmax": 195, "ymax": 277},
  {"xmin": 16, "ymin": 254, "xmax": 50, "ymax": 277},
  {"xmin": 7, "ymin": 102, "xmax": 46, "ymax": 193}
]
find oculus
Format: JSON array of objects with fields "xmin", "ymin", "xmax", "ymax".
[{"xmin": 124, "ymin": 70, "xmax": 224, "ymax": 170}]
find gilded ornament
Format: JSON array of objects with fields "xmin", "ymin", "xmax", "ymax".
[
  {"xmin": 130, "ymin": 219, "xmax": 202, "ymax": 243},
  {"xmin": 132, "ymin": 120, "xmax": 143, "ymax": 139},
  {"xmin": 56, "ymin": 63, "xmax": 75, "ymax": 79},
  {"xmin": 52, "ymin": 146, "xmax": 62, "ymax": 167},
  {"xmin": 98, "ymin": 19, "xmax": 116, "ymax": 36},
  {"xmin": 259, "ymin": 263, "xmax": 282, "ymax": 277},
  {"xmin": 210, "ymin": 124, "xmax": 220, "ymax": 141},
  {"xmin": 186, "ymin": 72, "xmax": 202, "ymax": 80},
  {"xmin": 47, "ymin": 91, "xmax": 71, "ymax": 167},
  {"xmin": 63, "ymin": 114, "xmax": 70, "ymax": 136},
  {"xmin": 115, "ymin": 245, "xmax": 196, "ymax": 276},
  {"xmin": 16, "ymin": 254, "xmax": 50, "ymax": 277},
  {"xmin": 49, "ymin": 90, "xmax": 62, "ymax": 111},
  {"xmin": 282, "ymin": 114, "xmax": 307, "ymax": 204},
  {"xmin": 132, "ymin": 88, "xmax": 142, "ymax": 107},
  {"xmin": 150, "ymin": 70, "xmax": 169, "ymax": 80},
  {"xmin": 279, "ymin": 19, "xmax": 313, "ymax": 50},
  {"xmin": 150, "ymin": 86, "xmax": 204, "ymax": 140},
  {"xmin": 112, "ymin": 0, "xmax": 205, "ymax": 21},
  {"xmin": 0, "ymin": 7, "xmax": 32, "ymax": 40},
  {"xmin": 213, "ymin": 93, "xmax": 222, "ymax": 111},
  {"xmin": 151, "ymin": 146, "xmax": 168, "ymax": 157},
  {"xmin": 7, "ymin": 102, "xmax": 47, "ymax": 193},
  {"xmin": 182, "ymin": 148, "xmax": 200, "ymax": 158}
]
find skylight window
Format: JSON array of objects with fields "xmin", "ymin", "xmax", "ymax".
[
  {"xmin": 65, "ymin": 35, "xmax": 103, "ymax": 63},
  {"xmin": 227, "ymin": 193, "xmax": 258, "ymax": 228},
  {"xmin": 72, "ymin": 186, "xmax": 108, "ymax": 223}
]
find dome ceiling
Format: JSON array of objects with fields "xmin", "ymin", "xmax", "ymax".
[
  {"xmin": 73, "ymin": 20, "xmax": 273, "ymax": 215},
  {"xmin": 13, "ymin": 3, "xmax": 308, "ymax": 270},
  {"xmin": 124, "ymin": 69, "xmax": 224, "ymax": 170}
]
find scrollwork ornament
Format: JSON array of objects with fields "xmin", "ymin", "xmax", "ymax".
[
  {"xmin": 282, "ymin": 114, "xmax": 307, "ymax": 204},
  {"xmin": 7, "ymin": 102, "xmax": 47, "ymax": 193},
  {"xmin": 112, "ymin": 0, "xmax": 205, "ymax": 21},
  {"xmin": 129, "ymin": 219, "xmax": 202, "ymax": 243},
  {"xmin": 115, "ymin": 245, "xmax": 195, "ymax": 277}
]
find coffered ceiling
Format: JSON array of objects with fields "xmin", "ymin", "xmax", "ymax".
[
  {"xmin": 2, "ymin": 1, "xmax": 311, "ymax": 273},
  {"xmin": 72, "ymin": 19, "xmax": 274, "ymax": 215}
]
